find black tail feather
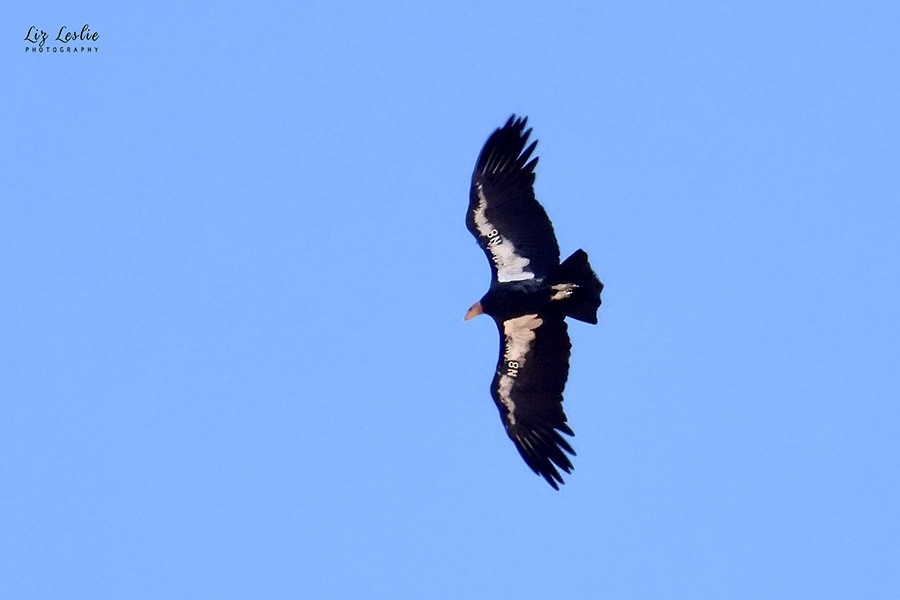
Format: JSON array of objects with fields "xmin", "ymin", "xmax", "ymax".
[{"xmin": 552, "ymin": 249, "xmax": 603, "ymax": 324}]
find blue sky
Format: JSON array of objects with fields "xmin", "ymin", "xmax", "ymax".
[{"xmin": 3, "ymin": 2, "xmax": 899, "ymax": 598}]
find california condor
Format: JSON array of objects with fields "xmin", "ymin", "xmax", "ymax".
[{"xmin": 465, "ymin": 115, "xmax": 603, "ymax": 490}]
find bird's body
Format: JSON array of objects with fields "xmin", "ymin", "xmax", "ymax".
[{"xmin": 465, "ymin": 115, "xmax": 603, "ymax": 489}]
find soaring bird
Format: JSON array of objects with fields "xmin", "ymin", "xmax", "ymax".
[{"xmin": 465, "ymin": 115, "xmax": 603, "ymax": 489}]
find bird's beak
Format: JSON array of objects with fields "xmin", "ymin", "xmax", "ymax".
[{"xmin": 464, "ymin": 302, "xmax": 483, "ymax": 321}]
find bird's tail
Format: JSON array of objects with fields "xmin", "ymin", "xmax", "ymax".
[{"xmin": 550, "ymin": 249, "xmax": 603, "ymax": 324}]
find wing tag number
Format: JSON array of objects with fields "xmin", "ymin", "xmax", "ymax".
[{"xmin": 506, "ymin": 360, "xmax": 519, "ymax": 378}]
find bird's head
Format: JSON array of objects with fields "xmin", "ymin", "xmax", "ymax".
[{"xmin": 464, "ymin": 301, "xmax": 483, "ymax": 321}]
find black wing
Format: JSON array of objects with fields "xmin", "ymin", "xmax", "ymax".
[
  {"xmin": 490, "ymin": 311, "xmax": 574, "ymax": 489},
  {"xmin": 467, "ymin": 115, "xmax": 560, "ymax": 284}
]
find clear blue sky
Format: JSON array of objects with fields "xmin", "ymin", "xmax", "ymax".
[{"xmin": 3, "ymin": 2, "xmax": 899, "ymax": 598}]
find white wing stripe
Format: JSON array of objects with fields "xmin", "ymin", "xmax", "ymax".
[
  {"xmin": 473, "ymin": 184, "xmax": 534, "ymax": 283},
  {"xmin": 496, "ymin": 314, "xmax": 543, "ymax": 425}
]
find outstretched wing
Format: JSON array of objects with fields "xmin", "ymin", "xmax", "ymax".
[
  {"xmin": 490, "ymin": 312, "xmax": 574, "ymax": 489},
  {"xmin": 467, "ymin": 115, "xmax": 560, "ymax": 284}
]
